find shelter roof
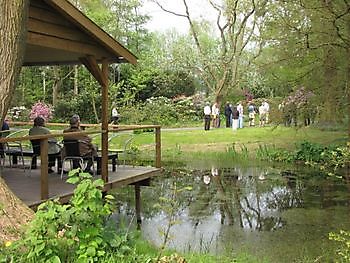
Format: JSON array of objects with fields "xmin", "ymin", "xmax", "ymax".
[{"xmin": 24, "ymin": 0, "xmax": 137, "ymax": 66}]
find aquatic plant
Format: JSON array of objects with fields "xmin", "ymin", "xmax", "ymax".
[{"xmin": 329, "ymin": 230, "xmax": 350, "ymax": 262}]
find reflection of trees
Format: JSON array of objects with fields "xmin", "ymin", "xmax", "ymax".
[
  {"xmin": 113, "ymin": 167, "xmax": 307, "ymax": 232},
  {"xmin": 187, "ymin": 170, "xmax": 219, "ymax": 226},
  {"xmin": 212, "ymin": 172, "xmax": 234, "ymax": 225},
  {"xmin": 215, "ymin": 167, "xmax": 305, "ymax": 231}
]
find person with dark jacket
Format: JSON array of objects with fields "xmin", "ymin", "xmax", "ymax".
[
  {"xmin": 224, "ymin": 102, "xmax": 233, "ymax": 128},
  {"xmin": 63, "ymin": 114, "xmax": 97, "ymax": 173},
  {"xmin": 29, "ymin": 117, "xmax": 61, "ymax": 173},
  {"xmin": 232, "ymin": 106, "xmax": 239, "ymax": 131},
  {"xmin": 0, "ymin": 119, "xmax": 10, "ymax": 158}
]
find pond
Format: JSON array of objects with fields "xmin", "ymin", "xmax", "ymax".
[{"xmin": 114, "ymin": 163, "xmax": 350, "ymax": 262}]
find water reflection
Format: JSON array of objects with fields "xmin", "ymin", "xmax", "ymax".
[
  {"xmin": 115, "ymin": 165, "xmax": 350, "ymax": 261},
  {"xmin": 184, "ymin": 167, "xmax": 305, "ymax": 231}
]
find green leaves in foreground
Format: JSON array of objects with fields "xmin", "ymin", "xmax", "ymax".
[
  {"xmin": 329, "ymin": 230, "xmax": 350, "ymax": 262},
  {"xmin": 4, "ymin": 169, "xmax": 140, "ymax": 263}
]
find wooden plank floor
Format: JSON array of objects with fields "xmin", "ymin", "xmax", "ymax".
[{"xmin": 1, "ymin": 163, "xmax": 161, "ymax": 209}]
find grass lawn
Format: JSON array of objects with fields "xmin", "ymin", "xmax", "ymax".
[{"xmin": 133, "ymin": 125, "xmax": 348, "ymax": 154}]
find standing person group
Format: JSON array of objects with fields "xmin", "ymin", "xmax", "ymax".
[
  {"xmin": 203, "ymin": 102, "xmax": 220, "ymax": 130},
  {"xmin": 203, "ymin": 99, "xmax": 270, "ymax": 131}
]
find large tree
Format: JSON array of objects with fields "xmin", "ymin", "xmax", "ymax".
[
  {"xmin": 257, "ymin": 0, "xmax": 349, "ymax": 123},
  {"xmin": 153, "ymin": 0, "xmax": 268, "ymax": 104},
  {"xmin": 0, "ymin": 0, "xmax": 34, "ymax": 242}
]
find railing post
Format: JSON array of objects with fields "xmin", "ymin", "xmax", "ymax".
[
  {"xmin": 155, "ymin": 127, "xmax": 161, "ymax": 168},
  {"xmin": 40, "ymin": 138, "xmax": 49, "ymax": 200},
  {"xmin": 101, "ymin": 59, "xmax": 109, "ymax": 182}
]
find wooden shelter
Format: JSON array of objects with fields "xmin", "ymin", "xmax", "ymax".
[
  {"xmin": 0, "ymin": 0, "xmax": 162, "ymax": 221},
  {"xmin": 24, "ymin": 0, "xmax": 137, "ymax": 184}
]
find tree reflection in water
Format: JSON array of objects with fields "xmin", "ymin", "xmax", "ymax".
[{"xmin": 118, "ymin": 166, "xmax": 349, "ymax": 259}]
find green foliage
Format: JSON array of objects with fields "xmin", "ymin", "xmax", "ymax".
[
  {"xmin": 256, "ymin": 144, "xmax": 294, "ymax": 163},
  {"xmin": 295, "ymin": 141, "xmax": 325, "ymax": 162},
  {"xmin": 1, "ymin": 169, "xmax": 142, "ymax": 263},
  {"xmin": 329, "ymin": 230, "xmax": 350, "ymax": 262},
  {"xmin": 53, "ymin": 90, "xmax": 102, "ymax": 123},
  {"xmin": 256, "ymin": 141, "xmax": 350, "ymax": 176},
  {"xmin": 120, "ymin": 96, "xmax": 203, "ymax": 126}
]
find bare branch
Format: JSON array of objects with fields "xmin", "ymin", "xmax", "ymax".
[
  {"xmin": 208, "ymin": 0, "xmax": 228, "ymax": 57},
  {"xmin": 152, "ymin": 0, "xmax": 187, "ymax": 17}
]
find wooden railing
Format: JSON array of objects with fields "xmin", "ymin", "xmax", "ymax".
[{"xmin": 0, "ymin": 124, "xmax": 161, "ymax": 200}]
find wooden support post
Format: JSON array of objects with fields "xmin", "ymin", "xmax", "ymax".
[
  {"xmin": 40, "ymin": 138, "xmax": 49, "ymax": 200},
  {"xmin": 155, "ymin": 127, "xmax": 161, "ymax": 168},
  {"xmin": 101, "ymin": 59, "xmax": 109, "ymax": 182},
  {"xmin": 81, "ymin": 55, "xmax": 109, "ymax": 182},
  {"xmin": 135, "ymin": 183, "xmax": 142, "ymax": 228}
]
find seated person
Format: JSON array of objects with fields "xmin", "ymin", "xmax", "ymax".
[
  {"xmin": 0, "ymin": 118, "xmax": 10, "ymax": 158},
  {"xmin": 63, "ymin": 114, "xmax": 97, "ymax": 173},
  {"xmin": 29, "ymin": 116, "xmax": 61, "ymax": 173}
]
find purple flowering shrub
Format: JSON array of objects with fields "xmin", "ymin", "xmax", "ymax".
[
  {"xmin": 29, "ymin": 101, "xmax": 53, "ymax": 121},
  {"xmin": 280, "ymin": 87, "xmax": 316, "ymax": 126}
]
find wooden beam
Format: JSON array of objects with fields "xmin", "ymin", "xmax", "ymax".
[
  {"xmin": 27, "ymin": 32, "xmax": 110, "ymax": 59},
  {"xmin": 101, "ymin": 59, "xmax": 109, "ymax": 182},
  {"xmin": 40, "ymin": 138, "xmax": 49, "ymax": 200},
  {"xmin": 28, "ymin": 17, "xmax": 95, "ymax": 44},
  {"xmin": 80, "ymin": 55, "xmax": 106, "ymax": 87},
  {"xmin": 29, "ymin": 4, "xmax": 72, "ymax": 27},
  {"xmin": 45, "ymin": 0, "xmax": 137, "ymax": 64}
]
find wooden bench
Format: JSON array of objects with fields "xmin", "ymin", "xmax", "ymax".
[{"xmin": 4, "ymin": 148, "xmax": 61, "ymax": 170}]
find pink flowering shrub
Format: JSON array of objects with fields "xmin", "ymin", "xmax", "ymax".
[
  {"xmin": 280, "ymin": 87, "xmax": 316, "ymax": 126},
  {"xmin": 29, "ymin": 102, "xmax": 53, "ymax": 121}
]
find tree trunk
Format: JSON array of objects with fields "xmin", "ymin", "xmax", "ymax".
[
  {"xmin": 0, "ymin": 0, "xmax": 34, "ymax": 242},
  {"xmin": 0, "ymin": 178, "xmax": 34, "ymax": 242},
  {"xmin": 73, "ymin": 65, "xmax": 79, "ymax": 95},
  {"xmin": 0, "ymin": 0, "xmax": 28, "ymax": 122},
  {"xmin": 52, "ymin": 66, "xmax": 60, "ymax": 106}
]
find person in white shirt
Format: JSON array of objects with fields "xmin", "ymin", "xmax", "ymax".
[
  {"xmin": 111, "ymin": 106, "xmax": 120, "ymax": 124},
  {"xmin": 204, "ymin": 103, "xmax": 211, "ymax": 130},
  {"xmin": 259, "ymin": 103, "xmax": 267, "ymax": 127},
  {"xmin": 263, "ymin": 100, "xmax": 270, "ymax": 123},
  {"xmin": 211, "ymin": 102, "xmax": 220, "ymax": 128},
  {"xmin": 237, "ymin": 102, "xmax": 244, "ymax": 128}
]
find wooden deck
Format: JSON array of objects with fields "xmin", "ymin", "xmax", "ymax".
[{"xmin": 1, "ymin": 163, "xmax": 161, "ymax": 209}]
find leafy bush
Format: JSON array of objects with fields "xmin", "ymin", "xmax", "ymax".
[
  {"xmin": 0, "ymin": 170, "xmax": 141, "ymax": 263},
  {"xmin": 329, "ymin": 230, "xmax": 350, "ymax": 262},
  {"xmin": 256, "ymin": 141, "xmax": 350, "ymax": 176},
  {"xmin": 53, "ymin": 91, "xmax": 102, "ymax": 123},
  {"xmin": 295, "ymin": 141, "xmax": 325, "ymax": 162},
  {"xmin": 120, "ymin": 96, "xmax": 203, "ymax": 126}
]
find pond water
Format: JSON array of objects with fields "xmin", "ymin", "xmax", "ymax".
[{"xmin": 115, "ymin": 163, "xmax": 350, "ymax": 262}]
